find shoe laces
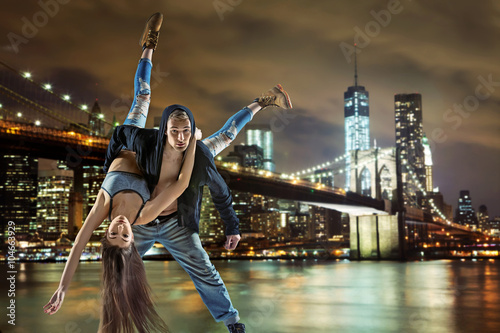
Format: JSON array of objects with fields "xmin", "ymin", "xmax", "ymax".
[
  {"xmin": 259, "ymin": 95, "xmax": 276, "ymax": 106},
  {"xmin": 146, "ymin": 30, "xmax": 159, "ymax": 46}
]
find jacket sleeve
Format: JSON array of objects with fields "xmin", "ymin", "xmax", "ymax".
[
  {"xmin": 103, "ymin": 125, "xmax": 141, "ymax": 173},
  {"xmin": 205, "ymin": 159, "xmax": 240, "ymax": 236}
]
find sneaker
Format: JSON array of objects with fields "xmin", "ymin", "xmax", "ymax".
[
  {"xmin": 140, "ymin": 12, "xmax": 163, "ymax": 50},
  {"xmin": 227, "ymin": 323, "xmax": 246, "ymax": 333},
  {"xmin": 254, "ymin": 84, "xmax": 293, "ymax": 109}
]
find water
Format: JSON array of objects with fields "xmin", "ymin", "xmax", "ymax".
[{"xmin": 1, "ymin": 259, "xmax": 499, "ymax": 333}]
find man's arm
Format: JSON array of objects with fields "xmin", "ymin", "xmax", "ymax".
[{"xmin": 205, "ymin": 160, "xmax": 241, "ymax": 250}]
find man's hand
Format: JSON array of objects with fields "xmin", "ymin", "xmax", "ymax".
[{"xmin": 224, "ymin": 234, "xmax": 241, "ymax": 250}]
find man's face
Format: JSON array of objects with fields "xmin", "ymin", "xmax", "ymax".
[{"xmin": 166, "ymin": 117, "xmax": 191, "ymax": 152}]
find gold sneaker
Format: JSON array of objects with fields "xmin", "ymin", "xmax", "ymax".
[{"xmin": 140, "ymin": 12, "xmax": 163, "ymax": 50}]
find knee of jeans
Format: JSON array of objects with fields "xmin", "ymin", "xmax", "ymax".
[
  {"xmin": 223, "ymin": 131, "xmax": 235, "ymax": 140},
  {"xmin": 187, "ymin": 248, "xmax": 213, "ymax": 270},
  {"xmin": 137, "ymin": 89, "xmax": 151, "ymax": 101}
]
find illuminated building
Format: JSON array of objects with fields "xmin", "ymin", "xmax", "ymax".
[
  {"xmin": 81, "ymin": 165, "xmax": 108, "ymax": 237},
  {"xmin": 455, "ymin": 190, "xmax": 477, "ymax": 228},
  {"xmin": 490, "ymin": 217, "xmax": 500, "ymax": 237},
  {"xmin": 0, "ymin": 154, "xmax": 38, "ymax": 235},
  {"xmin": 250, "ymin": 211, "xmax": 282, "ymax": 239},
  {"xmin": 344, "ymin": 50, "xmax": 370, "ymax": 191},
  {"xmin": 394, "ymin": 93, "xmax": 425, "ymax": 205},
  {"xmin": 309, "ymin": 205, "xmax": 340, "ymax": 241},
  {"xmin": 232, "ymin": 191, "xmax": 253, "ymax": 234},
  {"xmin": 224, "ymin": 144, "xmax": 264, "ymax": 169},
  {"xmin": 36, "ymin": 169, "xmax": 74, "ymax": 236},
  {"xmin": 278, "ymin": 200, "xmax": 314, "ymax": 240},
  {"xmin": 246, "ymin": 125, "xmax": 274, "ymax": 171},
  {"xmin": 423, "ymin": 134, "xmax": 433, "ymax": 192},
  {"xmin": 477, "ymin": 205, "xmax": 489, "ymax": 232},
  {"xmin": 199, "ymin": 186, "xmax": 226, "ymax": 244}
]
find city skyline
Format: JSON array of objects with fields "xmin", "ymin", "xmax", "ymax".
[{"xmin": 0, "ymin": 1, "xmax": 499, "ymax": 216}]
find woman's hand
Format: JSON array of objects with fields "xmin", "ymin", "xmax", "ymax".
[
  {"xmin": 43, "ymin": 287, "xmax": 66, "ymax": 315},
  {"xmin": 194, "ymin": 127, "xmax": 202, "ymax": 141}
]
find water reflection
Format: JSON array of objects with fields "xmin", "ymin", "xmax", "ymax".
[{"xmin": 0, "ymin": 260, "xmax": 499, "ymax": 332}]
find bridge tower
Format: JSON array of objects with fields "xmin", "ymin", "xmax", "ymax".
[
  {"xmin": 349, "ymin": 147, "xmax": 397, "ymax": 201},
  {"xmin": 89, "ymin": 100, "xmax": 105, "ymax": 136}
]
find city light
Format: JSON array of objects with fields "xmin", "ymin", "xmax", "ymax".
[
  {"xmin": 62, "ymin": 94, "xmax": 71, "ymax": 101},
  {"xmin": 23, "ymin": 72, "xmax": 31, "ymax": 78},
  {"xmin": 17, "ymin": 112, "xmax": 22, "ymax": 117},
  {"xmin": 80, "ymin": 104, "xmax": 88, "ymax": 110},
  {"xmin": 35, "ymin": 120, "xmax": 41, "ymax": 126},
  {"xmin": 98, "ymin": 113, "xmax": 105, "ymax": 119},
  {"xmin": 43, "ymin": 83, "xmax": 52, "ymax": 90}
]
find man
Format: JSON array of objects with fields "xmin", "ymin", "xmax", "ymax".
[{"xmin": 104, "ymin": 13, "xmax": 292, "ymax": 333}]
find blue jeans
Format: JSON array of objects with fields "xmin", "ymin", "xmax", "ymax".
[
  {"xmin": 202, "ymin": 106, "xmax": 253, "ymax": 157},
  {"xmin": 132, "ymin": 216, "xmax": 240, "ymax": 325},
  {"xmin": 123, "ymin": 58, "xmax": 152, "ymax": 128}
]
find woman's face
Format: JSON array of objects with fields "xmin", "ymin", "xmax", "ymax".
[{"xmin": 106, "ymin": 215, "xmax": 133, "ymax": 248}]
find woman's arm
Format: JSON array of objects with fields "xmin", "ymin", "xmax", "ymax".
[
  {"xmin": 136, "ymin": 130, "xmax": 201, "ymax": 224},
  {"xmin": 43, "ymin": 190, "xmax": 108, "ymax": 315}
]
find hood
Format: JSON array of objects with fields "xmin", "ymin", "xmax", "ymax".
[{"xmin": 157, "ymin": 104, "xmax": 196, "ymax": 145}]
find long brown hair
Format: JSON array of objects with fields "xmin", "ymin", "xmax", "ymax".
[{"xmin": 99, "ymin": 238, "xmax": 169, "ymax": 333}]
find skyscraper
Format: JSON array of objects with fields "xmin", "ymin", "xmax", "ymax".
[
  {"xmin": 0, "ymin": 154, "xmax": 38, "ymax": 235},
  {"xmin": 37, "ymin": 169, "xmax": 74, "ymax": 236},
  {"xmin": 344, "ymin": 49, "xmax": 370, "ymax": 191},
  {"xmin": 394, "ymin": 93, "xmax": 425, "ymax": 205},
  {"xmin": 455, "ymin": 190, "xmax": 477, "ymax": 228},
  {"xmin": 477, "ymin": 205, "xmax": 489, "ymax": 232},
  {"xmin": 199, "ymin": 186, "xmax": 226, "ymax": 244},
  {"xmin": 246, "ymin": 125, "xmax": 274, "ymax": 171}
]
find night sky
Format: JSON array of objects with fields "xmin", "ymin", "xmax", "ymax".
[{"xmin": 1, "ymin": 1, "xmax": 499, "ymax": 217}]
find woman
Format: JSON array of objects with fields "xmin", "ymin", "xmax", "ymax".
[{"xmin": 43, "ymin": 13, "xmax": 182, "ymax": 333}]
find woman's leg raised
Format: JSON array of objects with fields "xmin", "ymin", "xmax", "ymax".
[
  {"xmin": 122, "ymin": 12, "xmax": 163, "ymax": 128},
  {"xmin": 122, "ymin": 48, "xmax": 153, "ymax": 128},
  {"xmin": 202, "ymin": 84, "xmax": 293, "ymax": 157}
]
